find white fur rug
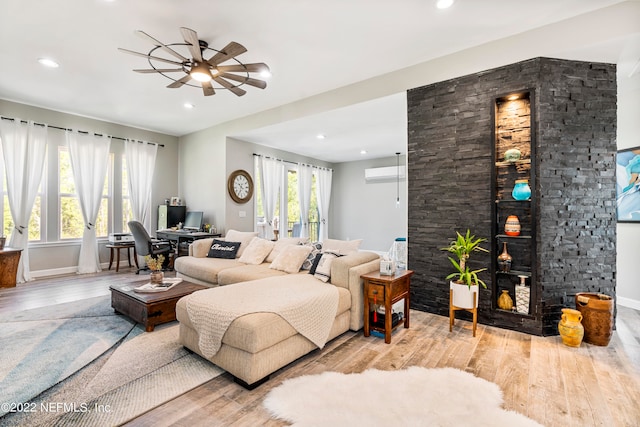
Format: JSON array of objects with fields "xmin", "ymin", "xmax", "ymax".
[{"xmin": 264, "ymin": 366, "xmax": 543, "ymax": 427}]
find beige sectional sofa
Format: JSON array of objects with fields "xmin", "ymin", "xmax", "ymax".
[{"xmin": 173, "ymin": 231, "xmax": 380, "ymax": 388}]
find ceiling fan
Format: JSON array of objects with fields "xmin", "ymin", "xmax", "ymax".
[{"xmin": 118, "ymin": 27, "xmax": 270, "ymax": 97}]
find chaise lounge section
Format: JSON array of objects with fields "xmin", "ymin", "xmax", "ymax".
[{"xmin": 174, "ymin": 232, "xmax": 379, "ymax": 387}]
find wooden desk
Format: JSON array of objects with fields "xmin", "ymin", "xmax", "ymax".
[
  {"xmin": 362, "ymin": 269, "xmax": 413, "ymax": 344},
  {"xmin": 0, "ymin": 247, "xmax": 22, "ymax": 288},
  {"xmin": 106, "ymin": 242, "xmax": 138, "ymax": 272},
  {"xmin": 156, "ymin": 230, "xmax": 221, "ymax": 257}
]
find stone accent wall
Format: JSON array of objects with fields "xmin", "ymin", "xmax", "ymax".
[{"xmin": 407, "ymin": 57, "xmax": 617, "ymax": 335}]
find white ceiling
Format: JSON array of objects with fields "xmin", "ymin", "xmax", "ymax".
[{"xmin": 0, "ymin": 0, "xmax": 636, "ymax": 163}]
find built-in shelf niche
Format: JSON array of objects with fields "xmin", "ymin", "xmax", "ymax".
[{"xmin": 491, "ymin": 90, "xmax": 538, "ymax": 321}]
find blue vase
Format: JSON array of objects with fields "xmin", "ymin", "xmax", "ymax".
[{"xmin": 512, "ymin": 179, "xmax": 531, "ymax": 201}]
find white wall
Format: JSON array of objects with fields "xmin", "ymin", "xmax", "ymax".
[
  {"xmin": 615, "ymin": 34, "xmax": 640, "ymax": 310},
  {"xmin": 332, "ymin": 156, "xmax": 407, "ymax": 252},
  {"xmin": 0, "ymin": 99, "xmax": 180, "ymax": 276}
]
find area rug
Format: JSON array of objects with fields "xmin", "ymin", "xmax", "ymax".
[
  {"xmin": 0, "ymin": 298, "xmax": 223, "ymax": 426},
  {"xmin": 264, "ymin": 366, "xmax": 543, "ymax": 427},
  {"xmin": 0, "ymin": 295, "xmax": 136, "ymax": 416}
]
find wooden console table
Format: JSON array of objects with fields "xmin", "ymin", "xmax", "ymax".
[
  {"xmin": 0, "ymin": 247, "xmax": 22, "ymax": 288},
  {"xmin": 362, "ymin": 269, "xmax": 413, "ymax": 344}
]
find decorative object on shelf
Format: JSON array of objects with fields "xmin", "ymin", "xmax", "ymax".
[
  {"xmin": 504, "ymin": 215, "xmax": 521, "ymax": 236},
  {"xmin": 389, "ymin": 237, "xmax": 407, "ymax": 270},
  {"xmin": 504, "ymin": 148, "xmax": 522, "ymax": 163},
  {"xmin": 497, "ymin": 290, "xmax": 514, "ymax": 310},
  {"xmin": 575, "ymin": 293, "xmax": 614, "ymax": 346},
  {"xmin": 512, "ymin": 179, "xmax": 531, "ymax": 201},
  {"xmin": 497, "ymin": 242, "xmax": 512, "ymax": 272},
  {"xmin": 145, "ymin": 254, "xmax": 165, "ymax": 284},
  {"xmin": 515, "ymin": 275, "xmax": 530, "ymax": 314},
  {"xmin": 228, "ymin": 169, "xmax": 254, "ymax": 204},
  {"xmin": 558, "ymin": 308, "xmax": 584, "ymax": 347}
]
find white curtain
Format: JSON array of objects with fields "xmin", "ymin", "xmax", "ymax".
[
  {"xmin": 258, "ymin": 157, "xmax": 283, "ymax": 240},
  {"xmin": 297, "ymin": 163, "xmax": 313, "ymax": 239},
  {"xmin": 67, "ymin": 131, "xmax": 111, "ymax": 274},
  {"xmin": 316, "ymin": 168, "xmax": 332, "ymax": 241},
  {"xmin": 125, "ymin": 139, "xmax": 158, "ymax": 232},
  {"xmin": 0, "ymin": 119, "xmax": 48, "ymax": 283}
]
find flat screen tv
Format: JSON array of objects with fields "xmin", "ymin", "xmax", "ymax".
[{"xmin": 183, "ymin": 211, "xmax": 204, "ymax": 231}]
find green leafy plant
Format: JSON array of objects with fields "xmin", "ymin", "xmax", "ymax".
[
  {"xmin": 145, "ymin": 254, "xmax": 165, "ymax": 272},
  {"xmin": 441, "ymin": 229, "xmax": 489, "ymax": 288}
]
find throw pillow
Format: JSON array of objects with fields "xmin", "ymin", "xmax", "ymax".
[
  {"xmin": 313, "ymin": 251, "xmax": 344, "ymax": 282},
  {"xmin": 224, "ymin": 230, "xmax": 259, "ymax": 258},
  {"xmin": 265, "ymin": 237, "xmax": 309, "ymax": 262},
  {"xmin": 308, "ymin": 252, "xmax": 324, "ymax": 275},
  {"xmin": 269, "ymin": 244, "xmax": 313, "ymax": 274},
  {"xmin": 322, "ymin": 238, "xmax": 362, "ymax": 255},
  {"xmin": 207, "ymin": 239, "xmax": 241, "ymax": 259},
  {"xmin": 238, "ymin": 237, "xmax": 275, "ymax": 265},
  {"xmin": 301, "ymin": 241, "xmax": 323, "ymax": 270}
]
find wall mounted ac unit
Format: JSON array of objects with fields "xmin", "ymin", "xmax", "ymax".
[{"xmin": 364, "ymin": 166, "xmax": 406, "ymax": 182}]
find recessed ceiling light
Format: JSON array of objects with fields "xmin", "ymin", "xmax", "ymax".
[
  {"xmin": 184, "ymin": 103, "xmax": 195, "ymax": 109},
  {"xmin": 37, "ymin": 58, "xmax": 59, "ymax": 68},
  {"xmin": 436, "ymin": 0, "xmax": 454, "ymax": 9},
  {"xmin": 360, "ymin": 150, "xmax": 367, "ymax": 155},
  {"xmin": 316, "ymin": 134, "xmax": 326, "ymax": 140}
]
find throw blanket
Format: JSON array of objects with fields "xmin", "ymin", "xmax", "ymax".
[{"xmin": 184, "ymin": 276, "xmax": 339, "ymax": 359}]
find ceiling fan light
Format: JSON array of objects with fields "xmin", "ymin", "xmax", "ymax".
[{"xmin": 190, "ymin": 62, "xmax": 212, "ymax": 82}]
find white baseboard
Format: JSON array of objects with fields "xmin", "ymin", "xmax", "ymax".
[
  {"xmin": 30, "ymin": 261, "xmax": 131, "ymax": 280},
  {"xmin": 617, "ymin": 296, "xmax": 640, "ymax": 311}
]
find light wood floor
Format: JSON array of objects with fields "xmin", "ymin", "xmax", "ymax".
[{"xmin": 2, "ymin": 268, "xmax": 639, "ymax": 426}]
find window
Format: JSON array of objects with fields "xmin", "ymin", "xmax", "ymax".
[
  {"xmin": 255, "ymin": 162, "xmax": 319, "ymax": 242},
  {"xmin": 0, "ymin": 149, "xmax": 45, "ymax": 241},
  {"xmin": 58, "ymin": 147, "xmax": 111, "ymax": 239}
]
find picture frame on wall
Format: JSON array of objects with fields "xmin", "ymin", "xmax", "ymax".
[
  {"xmin": 616, "ymin": 146, "xmax": 640, "ymax": 222},
  {"xmin": 170, "ymin": 196, "xmax": 181, "ymax": 206}
]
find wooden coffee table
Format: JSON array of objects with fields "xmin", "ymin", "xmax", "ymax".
[{"xmin": 110, "ymin": 280, "xmax": 207, "ymax": 332}]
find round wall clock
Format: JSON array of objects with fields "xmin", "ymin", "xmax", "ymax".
[{"xmin": 227, "ymin": 169, "xmax": 254, "ymax": 204}]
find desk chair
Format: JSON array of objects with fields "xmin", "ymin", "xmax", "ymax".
[{"xmin": 128, "ymin": 221, "xmax": 173, "ymax": 274}]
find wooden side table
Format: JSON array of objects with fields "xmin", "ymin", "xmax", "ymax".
[
  {"xmin": 106, "ymin": 242, "xmax": 138, "ymax": 272},
  {"xmin": 362, "ymin": 269, "xmax": 414, "ymax": 344},
  {"xmin": 0, "ymin": 247, "xmax": 22, "ymax": 288}
]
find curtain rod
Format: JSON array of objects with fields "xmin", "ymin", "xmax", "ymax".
[
  {"xmin": 0, "ymin": 116, "xmax": 164, "ymax": 147},
  {"xmin": 253, "ymin": 153, "xmax": 332, "ymax": 171}
]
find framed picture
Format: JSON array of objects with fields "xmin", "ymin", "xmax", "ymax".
[
  {"xmin": 616, "ymin": 146, "xmax": 640, "ymax": 222},
  {"xmin": 170, "ymin": 196, "xmax": 181, "ymax": 206}
]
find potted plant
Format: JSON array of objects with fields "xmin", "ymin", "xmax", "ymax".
[
  {"xmin": 145, "ymin": 254, "xmax": 165, "ymax": 284},
  {"xmin": 441, "ymin": 230, "xmax": 489, "ymax": 309}
]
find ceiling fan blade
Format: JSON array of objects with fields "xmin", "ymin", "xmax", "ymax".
[
  {"xmin": 217, "ymin": 63, "xmax": 270, "ymax": 74},
  {"xmin": 180, "ymin": 27, "xmax": 203, "ymax": 62},
  {"xmin": 135, "ymin": 30, "xmax": 189, "ymax": 62},
  {"xmin": 133, "ymin": 68, "xmax": 184, "ymax": 73},
  {"xmin": 213, "ymin": 76, "xmax": 246, "ymax": 96},
  {"xmin": 202, "ymin": 81, "xmax": 215, "ymax": 96},
  {"xmin": 219, "ymin": 72, "xmax": 267, "ymax": 89},
  {"xmin": 118, "ymin": 48, "xmax": 184, "ymax": 66},
  {"xmin": 206, "ymin": 41, "xmax": 247, "ymax": 66},
  {"xmin": 167, "ymin": 74, "xmax": 192, "ymax": 89}
]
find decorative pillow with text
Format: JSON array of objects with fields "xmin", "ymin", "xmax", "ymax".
[{"xmin": 207, "ymin": 239, "xmax": 241, "ymax": 259}]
